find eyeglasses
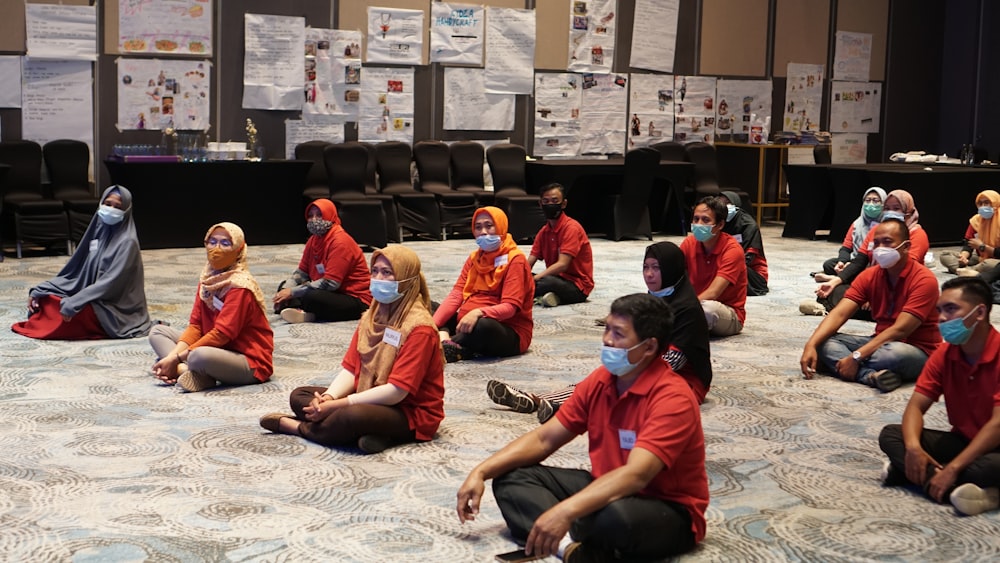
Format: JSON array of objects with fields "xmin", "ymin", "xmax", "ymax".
[
  {"xmin": 863, "ymin": 198, "xmax": 882, "ymax": 204},
  {"xmin": 205, "ymin": 238, "xmax": 233, "ymax": 248}
]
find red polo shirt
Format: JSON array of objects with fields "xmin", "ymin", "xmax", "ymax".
[
  {"xmin": 556, "ymin": 360, "xmax": 709, "ymax": 544},
  {"xmin": 298, "ymin": 226, "xmax": 372, "ymax": 305},
  {"xmin": 915, "ymin": 326, "xmax": 1000, "ymax": 441},
  {"xmin": 186, "ymin": 287, "xmax": 274, "ymax": 379},
  {"xmin": 843, "ymin": 258, "xmax": 941, "ymax": 355},
  {"xmin": 529, "ymin": 213, "xmax": 595, "ymax": 296},
  {"xmin": 680, "ymin": 232, "xmax": 747, "ymax": 323}
]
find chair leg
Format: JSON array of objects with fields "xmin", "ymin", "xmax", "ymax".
[
  {"xmin": 17, "ymin": 241, "xmax": 23, "ymax": 259},
  {"xmin": 441, "ymin": 227, "xmax": 448, "ymax": 241}
]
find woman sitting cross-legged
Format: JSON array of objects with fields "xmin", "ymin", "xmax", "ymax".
[
  {"xmin": 149, "ymin": 222, "xmax": 274, "ymax": 392},
  {"xmin": 260, "ymin": 245, "xmax": 445, "ymax": 454}
]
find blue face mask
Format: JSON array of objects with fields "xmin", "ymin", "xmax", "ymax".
[
  {"xmin": 97, "ymin": 205, "xmax": 125, "ymax": 225},
  {"xmin": 369, "ymin": 278, "xmax": 404, "ymax": 304},
  {"xmin": 649, "ymin": 280, "xmax": 677, "ymax": 298},
  {"xmin": 692, "ymin": 224, "xmax": 715, "ymax": 242},
  {"xmin": 882, "ymin": 211, "xmax": 905, "ymax": 222},
  {"xmin": 978, "ymin": 206, "xmax": 995, "ymax": 220},
  {"xmin": 476, "ymin": 234, "xmax": 502, "ymax": 252},
  {"xmin": 726, "ymin": 204, "xmax": 737, "ymax": 222},
  {"xmin": 863, "ymin": 203, "xmax": 883, "ymax": 219},
  {"xmin": 600, "ymin": 339, "xmax": 648, "ymax": 376},
  {"xmin": 939, "ymin": 306, "xmax": 981, "ymax": 345}
]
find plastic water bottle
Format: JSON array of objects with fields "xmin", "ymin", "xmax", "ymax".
[{"xmin": 924, "ymin": 251, "xmax": 935, "ymax": 268}]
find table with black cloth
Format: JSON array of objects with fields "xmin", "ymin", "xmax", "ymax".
[
  {"xmin": 783, "ymin": 162, "xmax": 1000, "ymax": 246},
  {"xmin": 525, "ymin": 159, "xmax": 694, "ymax": 235},
  {"xmin": 105, "ymin": 159, "xmax": 311, "ymax": 249}
]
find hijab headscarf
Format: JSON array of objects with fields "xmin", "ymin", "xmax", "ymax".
[
  {"xmin": 198, "ymin": 222, "xmax": 267, "ymax": 315},
  {"xmin": 356, "ymin": 245, "xmax": 439, "ymax": 392},
  {"xmin": 850, "ymin": 187, "xmax": 887, "ymax": 255},
  {"xmin": 462, "ymin": 207, "xmax": 524, "ymax": 301},
  {"xmin": 300, "ymin": 199, "xmax": 344, "ymax": 278},
  {"xmin": 29, "ymin": 185, "xmax": 151, "ymax": 338},
  {"xmin": 720, "ymin": 190, "xmax": 765, "ymax": 256},
  {"xmin": 969, "ymin": 190, "xmax": 1000, "ymax": 247},
  {"xmin": 886, "ymin": 189, "xmax": 921, "ymax": 232},
  {"xmin": 644, "ymin": 242, "xmax": 712, "ymax": 390}
]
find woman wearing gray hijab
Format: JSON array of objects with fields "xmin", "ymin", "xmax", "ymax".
[{"xmin": 12, "ymin": 185, "xmax": 151, "ymax": 340}]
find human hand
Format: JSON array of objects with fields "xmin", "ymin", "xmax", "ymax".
[
  {"xmin": 833, "ymin": 261, "xmax": 846, "ymax": 274},
  {"xmin": 273, "ymin": 288, "xmax": 293, "ymax": 304},
  {"xmin": 27, "ymin": 297, "xmax": 40, "ymax": 314},
  {"xmin": 816, "ymin": 278, "xmax": 841, "ymax": 299},
  {"xmin": 303, "ymin": 394, "xmax": 337, "ymax": 422},
  {"xmin": 456, "ymin": 309, "xmax": 483, "ymax": 334},
  {"xmin": 308, "ymin": 391, "xmax": 332, "ymax": 412},
  {"xmin": 927, "ymin": 464, "xmax": 958, "ymax": 502},
  {"xmin": 958, "ymin": 255, "xmax": 969, "ymax": 267},
  {"xmin": 152, "ymin": 354, "xmax": 181, "ymax": 383},
  {"xmin": 904, "ymin": 447, "xmax": 941, "ymax": 488},
  {"xmin": 799, "ymin": 347, "xmax": 818, "ymax": 378},
  {"xmin": 835, "ymin": 355, "xmax": 859, "ymax": 381},
  {"xmin": 525, "ymin": 506, "xmax": 572, "ymax": 558},
  {"xmin": 456, "ymin": 474, "xmax": 484, "ymax": 523}
]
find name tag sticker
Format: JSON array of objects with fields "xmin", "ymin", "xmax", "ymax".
[
  {"xmin": 212, "ymin": 295, "xmax": 224, "ymax": 311},
  {"xmin": 383, "ymin": 328, "xmax": 401, "ymax": 347},
  {"xmin": 494, "ymin": 254, "xmax": 508, "ymax": 268},
  {"xmin": 89, "ymin": 239, "xmax": 99, "ymax": 252},
  {"xmin": 316, "ymin": 264, "xmax": 326, "ymax": 275},
  {"xmin": 618, "ymin": 429, "xmax": 637, "ymax": 450},
  {"xmin": 733, "ymin": 233, "xmax": 743, "ymax": 244}
]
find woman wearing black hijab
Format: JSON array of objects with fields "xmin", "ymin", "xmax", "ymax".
[{"xmin": 486, "ymin": 241, "xmax": 714, "ymax": 422}]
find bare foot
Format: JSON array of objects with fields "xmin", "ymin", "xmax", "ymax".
[{"xmin": 813, "ymin": 273, "xmax": 834, "ymax": 283}]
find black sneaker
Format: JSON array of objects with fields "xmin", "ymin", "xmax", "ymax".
[
  {"xmin": 358, "ymin": 435, "xmax": 394, "ymax": 454},
  {"xmin": 871, "ymin": 369, "xmax": 902, "ymax": 392},
  {"xmin": 442, "ymin": 340, "xmax": 466, "ymax": 363},
  {"xmin": 487, "ymin": 380, "xmax": 538, "ymax": 413},
  {"xmin": 536, "ymin": 398, "xmax": 559, "ymax": 424}
]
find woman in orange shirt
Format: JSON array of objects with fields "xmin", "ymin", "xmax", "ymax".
[{"xmin": 149, "ymin": 222, "xmax": 274, "ymax": 392}]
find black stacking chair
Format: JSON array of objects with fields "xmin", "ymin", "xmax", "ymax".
[
  {"xmin": 43, "ymin": 140, "xmax": 99, "ymax": 245},
  {"xmin": 651, "ymin": 140, "xmax": 686, "ymax": 162},
  {"xmin": 813, "ymin": 144, "xmax": 832, "ymax": 164},
  {"xmin": 450, "ymin": 140, "xmax": 494, "ymax": 206},
  {"xmin": 375, "ymin": 142, "xmax": 440, "ymax": 240},
  {"xmin": 414, "ymin": 140, "xmax": 476, "ymax": 238},
  {"xmin": 487, "ymin": 143, "xmax": 544, "ymax": 241},
  {"xmin": 294, "ymin": 140, "xmax": 332, "ymax": 202},
  {"xmin": 358, "ymin": 142, "xmax": 379, "ymax": 195},
  {"xmin": 323, "ymin": 143, "xmax": 388, "ymax": 249},
  {"xmin": 608, "ymin": 147, "xmax": 659, "ymax": 241},
  {"xmin": 0, "ymin": 140, "xmax": 70, "ymax": 258},
  {"xmin": 683, "ymin": 141, "xmax": 752, "ymax": 209}
]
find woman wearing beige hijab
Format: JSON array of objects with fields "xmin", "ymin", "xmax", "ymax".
[{"xmin": 260, "ymin": 245, "xmax": 445, "ymax": 454}]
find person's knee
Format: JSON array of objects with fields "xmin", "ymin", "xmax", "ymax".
[
  {"xmin": 149, "ymin": 324, "xmax": 171, "ymax": 340},
  {"xmin": 186, "ymin": 348, "xmax": 211, "ymax": 372},
  {"xmin": 878, "ymin": 424, "xmax": 902, "ymax": 451}
]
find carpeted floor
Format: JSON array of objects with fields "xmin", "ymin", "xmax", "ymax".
[{"xmin": 1, "ymin": 226, "xmax": 998, "ymax": 562}]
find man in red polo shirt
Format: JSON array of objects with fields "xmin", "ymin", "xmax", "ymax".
[
  {"xmin": 528, "ymin": 183, "xmax": 594, "ymax": 308},
  {"xmin": 456, "ymin": 294, "xmax": 708, "ymax": 562},
  {"xmin": 878, "ymin": 277, "xmax": 1000, "ymax": 516},
  {"xmin": 800, "ymin": 219, "xmax": 940, "ymax": 392},
  {"xmin": 679, "ymin": 196, "xmax": 747, "ymax": 336}
]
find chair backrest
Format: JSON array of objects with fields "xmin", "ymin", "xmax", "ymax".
[
  {"xmin": 43, "ymin": 139, "xmax": 91, "ymax": 197},
  {"xmin": 813, "ymin": 144, "xmax": 832, "ymax": 164},
  {"xmin": 294, "ymin": 140, "xmax": 332, "ymax": 189},
  {"xmin": 683, "ymin": 142, "xmax": 719, "ymax": 187},
  {"xmin": 0, "ymin": 140, "xmax": 44, "ymax": 198},
  {"xmin": 486, "ymin": 143, "xmax": 527, "ymax": 194},
  {"xmin": 356, "ymin": 142, "xmax": 378, "ymax": 194},
  {"xmin": 323, "ymin": 143, "xmax": 368, "ymax": 196},
  {"xmin": 450, "ymin": 141, "xmax": 485, "ymax": 190},
  {"xmin": 620, "ymin": 147, "xmax": 660, "ymax": 207},
  {"xmin": 413, "ymin": 140, "xmax": 451, "ymax": 187},
  {"xmin": 375, "ymin": 141, "xmax": 413, "ymax": 191},
  {"xmin": 651, "ymin": 141, "xmax": 686, "ymax": 162}
]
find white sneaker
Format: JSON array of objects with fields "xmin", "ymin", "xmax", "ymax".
[
  {"xmin": 281, "ymin": 308, "xmax": 316, "ymax": 324},
  {"xmin": 799, "ymin": 298, "xmax": 826, "ymax": 316},
  {"xmin": 950, "ymin": 483, "xmax": 1000, "ymax": 515}
]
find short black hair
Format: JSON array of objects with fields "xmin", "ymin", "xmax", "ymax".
[
  {"xmin": 540, "ymin": 182, "xmax": 566, "ymax": 199},
  {"xmin": 696, "ymin": 196, "xmax": 727, "ymax": 225},
  {"xmin": 941, "ymin": 277, "xmax": 993, "ymax": 315},
  {"xmin": 609, "ymin": 293, "xmax": 674, "ymax": 353},
  {"xmin": 875, "ymin": 218, "xmax": 910, "ymax": 243}
]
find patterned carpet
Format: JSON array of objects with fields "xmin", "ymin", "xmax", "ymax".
[{"xmin": 1, "ymin": 226, "xmax": 999, "ymax": 562}]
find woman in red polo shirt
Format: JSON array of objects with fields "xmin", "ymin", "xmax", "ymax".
[{"xmin": 149, "ymin": 222, "xmax": 274, "ymax": 392}]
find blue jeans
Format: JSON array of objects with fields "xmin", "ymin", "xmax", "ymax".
[{"xmin": 818, "ymin": 333, "xmax": 928, "ymax": 386}]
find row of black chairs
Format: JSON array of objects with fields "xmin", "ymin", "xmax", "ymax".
[{"xmin": 0, "ymin": 140, "xmax": 98, "ymax": 260}]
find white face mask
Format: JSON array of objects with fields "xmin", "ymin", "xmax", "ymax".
[
  {"xmin": 97, "ymin": 205, "xmax": 125, "ymax": 225},
  {"xmin": 872, "ymin": 241, "xmax": 906, "ymax": 269}
]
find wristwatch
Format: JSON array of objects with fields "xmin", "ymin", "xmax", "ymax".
[
  {"xmin": 979, "ymin": 244, "xmax": 987, "ymax": 252},
  {"xmin": 851, "ymin": 350, "xmax": 864, "ymax": 363}
]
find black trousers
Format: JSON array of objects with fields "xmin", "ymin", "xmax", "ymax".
[
  {"xmin": 534, "ymin": 275, "xmax": 588, "ymax": 304},
  {"xmin": 289, "ymin": 386, "xmax": 416, "ymax": 448},
  {"xmin": 284, "ymin": 290, "xmax": 368, "ymax": 322},
  {"xmin": 439, "ymin": 314, "xmax": 521, "ymax": 357},
  {"xmin": 493, "ymin": 465, "xmax": 695, "ymax": 560},
  {"xmin": 879, "ymin": 424, "xmax": 1000, "ymax": 493}
]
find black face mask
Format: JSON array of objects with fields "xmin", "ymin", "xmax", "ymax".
[{"xmin": 542, "ymin": 203, "xmax": 563, "ymax": 220}]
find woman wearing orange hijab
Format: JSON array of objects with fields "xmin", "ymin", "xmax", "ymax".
[
  {"xmin": 940, "ymin": 190, "xmax": 1000, "ymax": 275},
  {"xmin": 432, "ymin": 207, "xmax": 534, "ymax": 362}
]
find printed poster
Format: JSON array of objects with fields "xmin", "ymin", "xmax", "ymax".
[
  {"xmin": 628, "ymin": 73, "xmax": 674, "ymax": 148},
  {"xmin": 285, "ymin": 116, "xmax": 346, "ymax": 159},
  {"xmin": 673, "ymin": 76, "xmax": 716, "ymax": 144},
  {"xmin": 831, "ymin": 133, "xmax": 868, "ymax": 164},
  {"xmin": 580, "ymin": 74, "xmax": 627, "ymax": 155},
  {"xmin": 830, "ymin": 81, "xmax": 881, "ymax": 133},
  {"xmin": 26, "ymin": 3, "xmax": 97, "ymax": 61},
  {"xmin": 443, "ymin": 68, "xmax": 515, "ymax": 131},
  {"xmin": 485, "ymin": 7, "xmax": 535, "ymax": 94},
  {"xmin": 22, "ymin": 60, "xmax": 94, "ymax": 176},
  {"xmin": 0, "ymin": 57, "xmax": 22, "ymax": 108},
  {"xmin": 833, "ymin": 31, "xmax": 872, "ymax": 81},
  {"xmin": 304, "ymin": 29, "xmax": 362, "ymax": 120},
  {"xmin": 117, "ymin": 58, "xmax": 211, "ymax": 131},
  {"xmin": 119, "ymin": 0, "xmax": 212, "ymax": 56},
  {"xmin": 784, "ymin": 63, "xmax": 823, "ymax": 132},
  {"xmin": 242, "ymin": 14, "xmax": 305, "ymax": 110},
  {"xmin": 630, "ymin": 0, "xmax": 679, "ymax": 73},
  {"xmin": 367, "ymin": 7, "xmax": 424, "ymax": 65},
  {"xmin": 568, "ymin": 0, "xmax": 616, "ymax": 73},
  {"xmin": 431, "ymin": 3, "xmax": 484, "ymax": 65},
  {"xmin": 716, "ymin": 79, "xmax": 771, "ymax": 139},
  {"xmin": 533, "ymin": 72, "xmax": 582, "ymax": 157},
  {"xmin": 358, "ymin": 67, "xmax": 415, "ymax": 144}
]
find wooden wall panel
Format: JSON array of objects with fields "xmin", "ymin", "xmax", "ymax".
[
  {"xmin": 534, "ymin": 0, "xmax": 569, "ymax": 71},
  {"xmin": 836, "ymin": 0, "xmax": 889, "ymax": 81},
  {"xmin": 699, "ymin": 0, "xmax": 768, "ymax": 77},
  {"xmin": 773, "ymin": 0, "xmax": 829, "ymax": 77}
]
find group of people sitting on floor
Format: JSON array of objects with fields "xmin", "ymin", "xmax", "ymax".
[{"xmin": 10, "ymin": 180, "xmax": 1000, "ymax": 561}]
